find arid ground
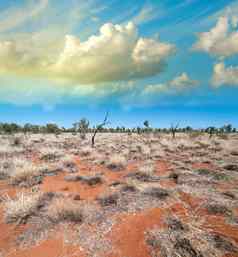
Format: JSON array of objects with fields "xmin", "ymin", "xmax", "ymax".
[{"xmin": 0, "ymin": 132, "xmax": 238, "ymax": 257}]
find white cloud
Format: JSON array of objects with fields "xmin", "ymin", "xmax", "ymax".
[
  {"xmin": 212, "ymin": 62, "xmax": 238, "ymax": 87},
  {"xmin": 142, "ymin": 73, "xmax": 198, "ymax": 95},
  {"xmin": 193, "ymin": 16, "xmax": 238, "ymax": 58},
  {"xmin": 0, "ymin": 22, "xmax": 175, "ymax": 84},
  {"xmin": 142, "ymin": 84, "xmax": 168, "ymax": 94},
  {"xmin": 52, "ymin": 22, "xmax": 175, "ymax": 83},
  {"xmin": 131, "ymin": 3, "xmax": 162, "ymax": 25},
  {"xmin": 169, "ymin": 72, "xmax": 198, "ymax": 89},
  {"xmin": 0, "ymin": 0, "xmax": 49, "ymax": 32}
]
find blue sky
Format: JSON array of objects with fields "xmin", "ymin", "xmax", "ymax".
[{"xmin": 0, "ymin": 0, "xmax": 237, "ymax": 128}]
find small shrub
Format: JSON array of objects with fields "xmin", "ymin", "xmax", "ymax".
[
  {"xmin": 223, "ymin": 164, "xmax": 238, "ymax": 172},
  {"xmin": 10, "ymin": 162, "xmax": 42, "ymax": 187},
  {"xmin": 168, "ymin": 173, "xmax": 179, "ymax": 183},
  {"xmin": 64, "ymin": 174, "xmax": 82, "ymax": 182},
  {"xmin": 11, "ymin": 137, "xmax": 22, "ymax": 146},
  {"xmin": 82, "ymin": 175, "xmax": 102, "ymax": 186},
  {"xmin": 212, "ymin": 234, "xmax": 238, "ymax": 253},
  {"xmin": 0, "ymin": 160, "xmax": 11, "ymax": 180},
  {"xmin": 39, "ymin": 148, "xmax": 61, "ymax": 162},
  {"xmin": 230, "ymin": 150, "xmax": 238, "ymax": 156},
  {"xmin": 222, "ymin": 191, "xmax": 236, "ymax": 199},
  {"xmin": 174, "ymin": 238, "xmax": 203, "ymax": 257},
  {"xmin": 47, "ymin": 198, "xmax": 83, "ymax": 223},
  {"xmin": 206, "ymin": 204, "xmax": 231, "ymax": 216},
  {"xmin": 196, "ymin": 169, "xmax": 213, "ymax": 176},
  {"xmin": 121, "ymin": 184, "xmax": 137, "ymax": 192},
  {"xmin": 106, "ymin": 155, "xmax": 127, "ymax": 171},
  {"xmin": 126, "ymin": 172, "xmax": 159, "ymax": 182},
  {"xmin": 61, "ymin": 155, "xmax": 77, "ymax": 173},
  {"xmin": 97, "ymin": 193, "xmax": 119, "ymax": 206},
  {"xmin": 3, "ymin": 192, "xmax": 44, "ymax": 224},
  {"xmin": 213, "ymin": 172, "xmax": 229, "ymax": 181},
  {"xmin": 80, "ymin": 146, "xmax": 93, "ymax": 157},
  {"xmin": 167, "ymin": 218, "xmax": 185, "ymax": 231},
  {"xmin": 143, "ymin": 187, "xmax": 169, "ymax": 199},
  {"xmin": 196, "ymin": 169, "xmax": 229, "ymax": 181}
]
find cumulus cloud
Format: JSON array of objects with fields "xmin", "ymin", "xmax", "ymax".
[
  {"xmin": 193, "ymin": 16, "xmax": 238, "ymax": 58},
  {"xmin": 212, "ymin": 62, "xmax": 238, "ymax": 87},
  {"xmin": 0, "ymin": 0, "xmax": 49, "ymax": 32},
  {"xmin": 142, "ymin": 73, "xmax": 198, "ymax": 95},
  {"xmin": 0, "ymin": 22, "xmax": 175, "ymax": 84},
  {"xmin": 52, "ymin": 22, "xmax": 175, "ymax": 83}
]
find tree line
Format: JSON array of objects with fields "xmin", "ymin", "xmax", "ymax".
[{"xmin": 0, "ymin": 120, "xmax": 236, "ymax": 135}]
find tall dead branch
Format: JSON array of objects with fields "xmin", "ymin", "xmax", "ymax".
[{"xmin": 91, "ymin": 112, "xmax": 110, "ymax": 147}]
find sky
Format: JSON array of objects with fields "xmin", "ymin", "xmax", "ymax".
[{"xmin": 0, "ymin": 0, "xmax": 238, "ymax": 128}]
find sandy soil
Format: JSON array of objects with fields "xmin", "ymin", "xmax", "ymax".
[{"xmin": 0, "ymin": 133, "xmax": 238, "ymax": 257}]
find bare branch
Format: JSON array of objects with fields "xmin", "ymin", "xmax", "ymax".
[{"xmin": 91, "ymin": 112, "xmax": 110, "ymax": 147}]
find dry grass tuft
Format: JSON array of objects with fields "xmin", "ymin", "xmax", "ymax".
[
  {"xmin": 97, "ymin": 193, "xmax": 119, "ymax": 207},
  {"xmin": 47, "ymin": 198, "xmax": 83, "ymax": 223},
  {"xmin": 10, "ymin": 161, "xmax": 42, "ymax": 187},
  {"xmin": 0, "ymin": 159, "xmax": 11, "ymax": 179},
  {"xmin": 80, "ymin": 146, "xmax": 93, "ymax": 157},
  {"xmin": 206, "ymin": 204, "xmax": 231, "ymax": 216},
  {"xmin": 3, "ymin": 192, "xmax": 44, "ymax": 224},
  {"xmin": 39, "ymin": 147, "xmax": 62, "ymax": 162},
  {"xmin": 143, "ymin": 187, "xmax": 169, "ymax": 199},
  {"xmin": 106, "ymin": 155, "xmax": 127, "ymax": 171}
]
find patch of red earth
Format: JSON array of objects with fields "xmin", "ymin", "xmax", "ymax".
[
  {"xmin": 108, "ymin": 203, "xmax": 193, "ymax": 257},
  {"xmin": 203, "ymin": 215, "xmax": 238, "ymax": 244},
  {"xmin": 108, "ymin": 208, "xmax": 166, "ymax": 257},
  {"xmin": 155, "ymin": 160, "xmax": 171, "ymax": 176},
  {"xmin": 104, "ymin": 161, "xmax": 139, "ymax": 183},
  {"xmin": 192, "ymin": 162, "xmax": 216, "ymax": 170},
  {"xmin": 40, "ymin": 172, "xmax": 107, "ymax": 200},
  {"xmin": 40, "ymin": 159, "xmax": 139, "ymax": 200},
  {"xmin": 179, "ymin": 191, "xmax": 204, "ymax": 211},
  {"xmin": 0, "ymin": 181, "xmax": 18, "ymax": 198},
  {"xmin": 7, "ymin": 234, "xmax": 86, "ymax": 257},
  {"xmin": 0, "ymin": 207, "xmax": 27, "ymax": 255},
  {"xmin": 89, "ymin": 158, "xmax": 153, "ymax": 182}
]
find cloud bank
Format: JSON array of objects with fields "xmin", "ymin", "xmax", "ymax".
[
  {"xmin": 0, "ymin": 22, "xmax": 175, "ymax": 84},
  {"xmin": 193, "ymin": 16, "xmax": 238, "ymax": 58}
]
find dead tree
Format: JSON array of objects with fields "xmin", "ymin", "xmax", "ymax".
[
  {"xmin": 171, "ymin": 123, "xmax": 179, "ymax": 139},
  {"xmin": 91, "ymin": 112, "xmax": 110, "ymax": 147}
]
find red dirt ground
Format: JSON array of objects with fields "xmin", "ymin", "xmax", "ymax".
[{"xmin": 0, "ymin": 156, "xmax": 238, "ymax": 257}]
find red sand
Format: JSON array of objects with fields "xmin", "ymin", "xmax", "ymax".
[{"xmin": 1, "ymin": 157, "xmax": 238, "ymax": 257}]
